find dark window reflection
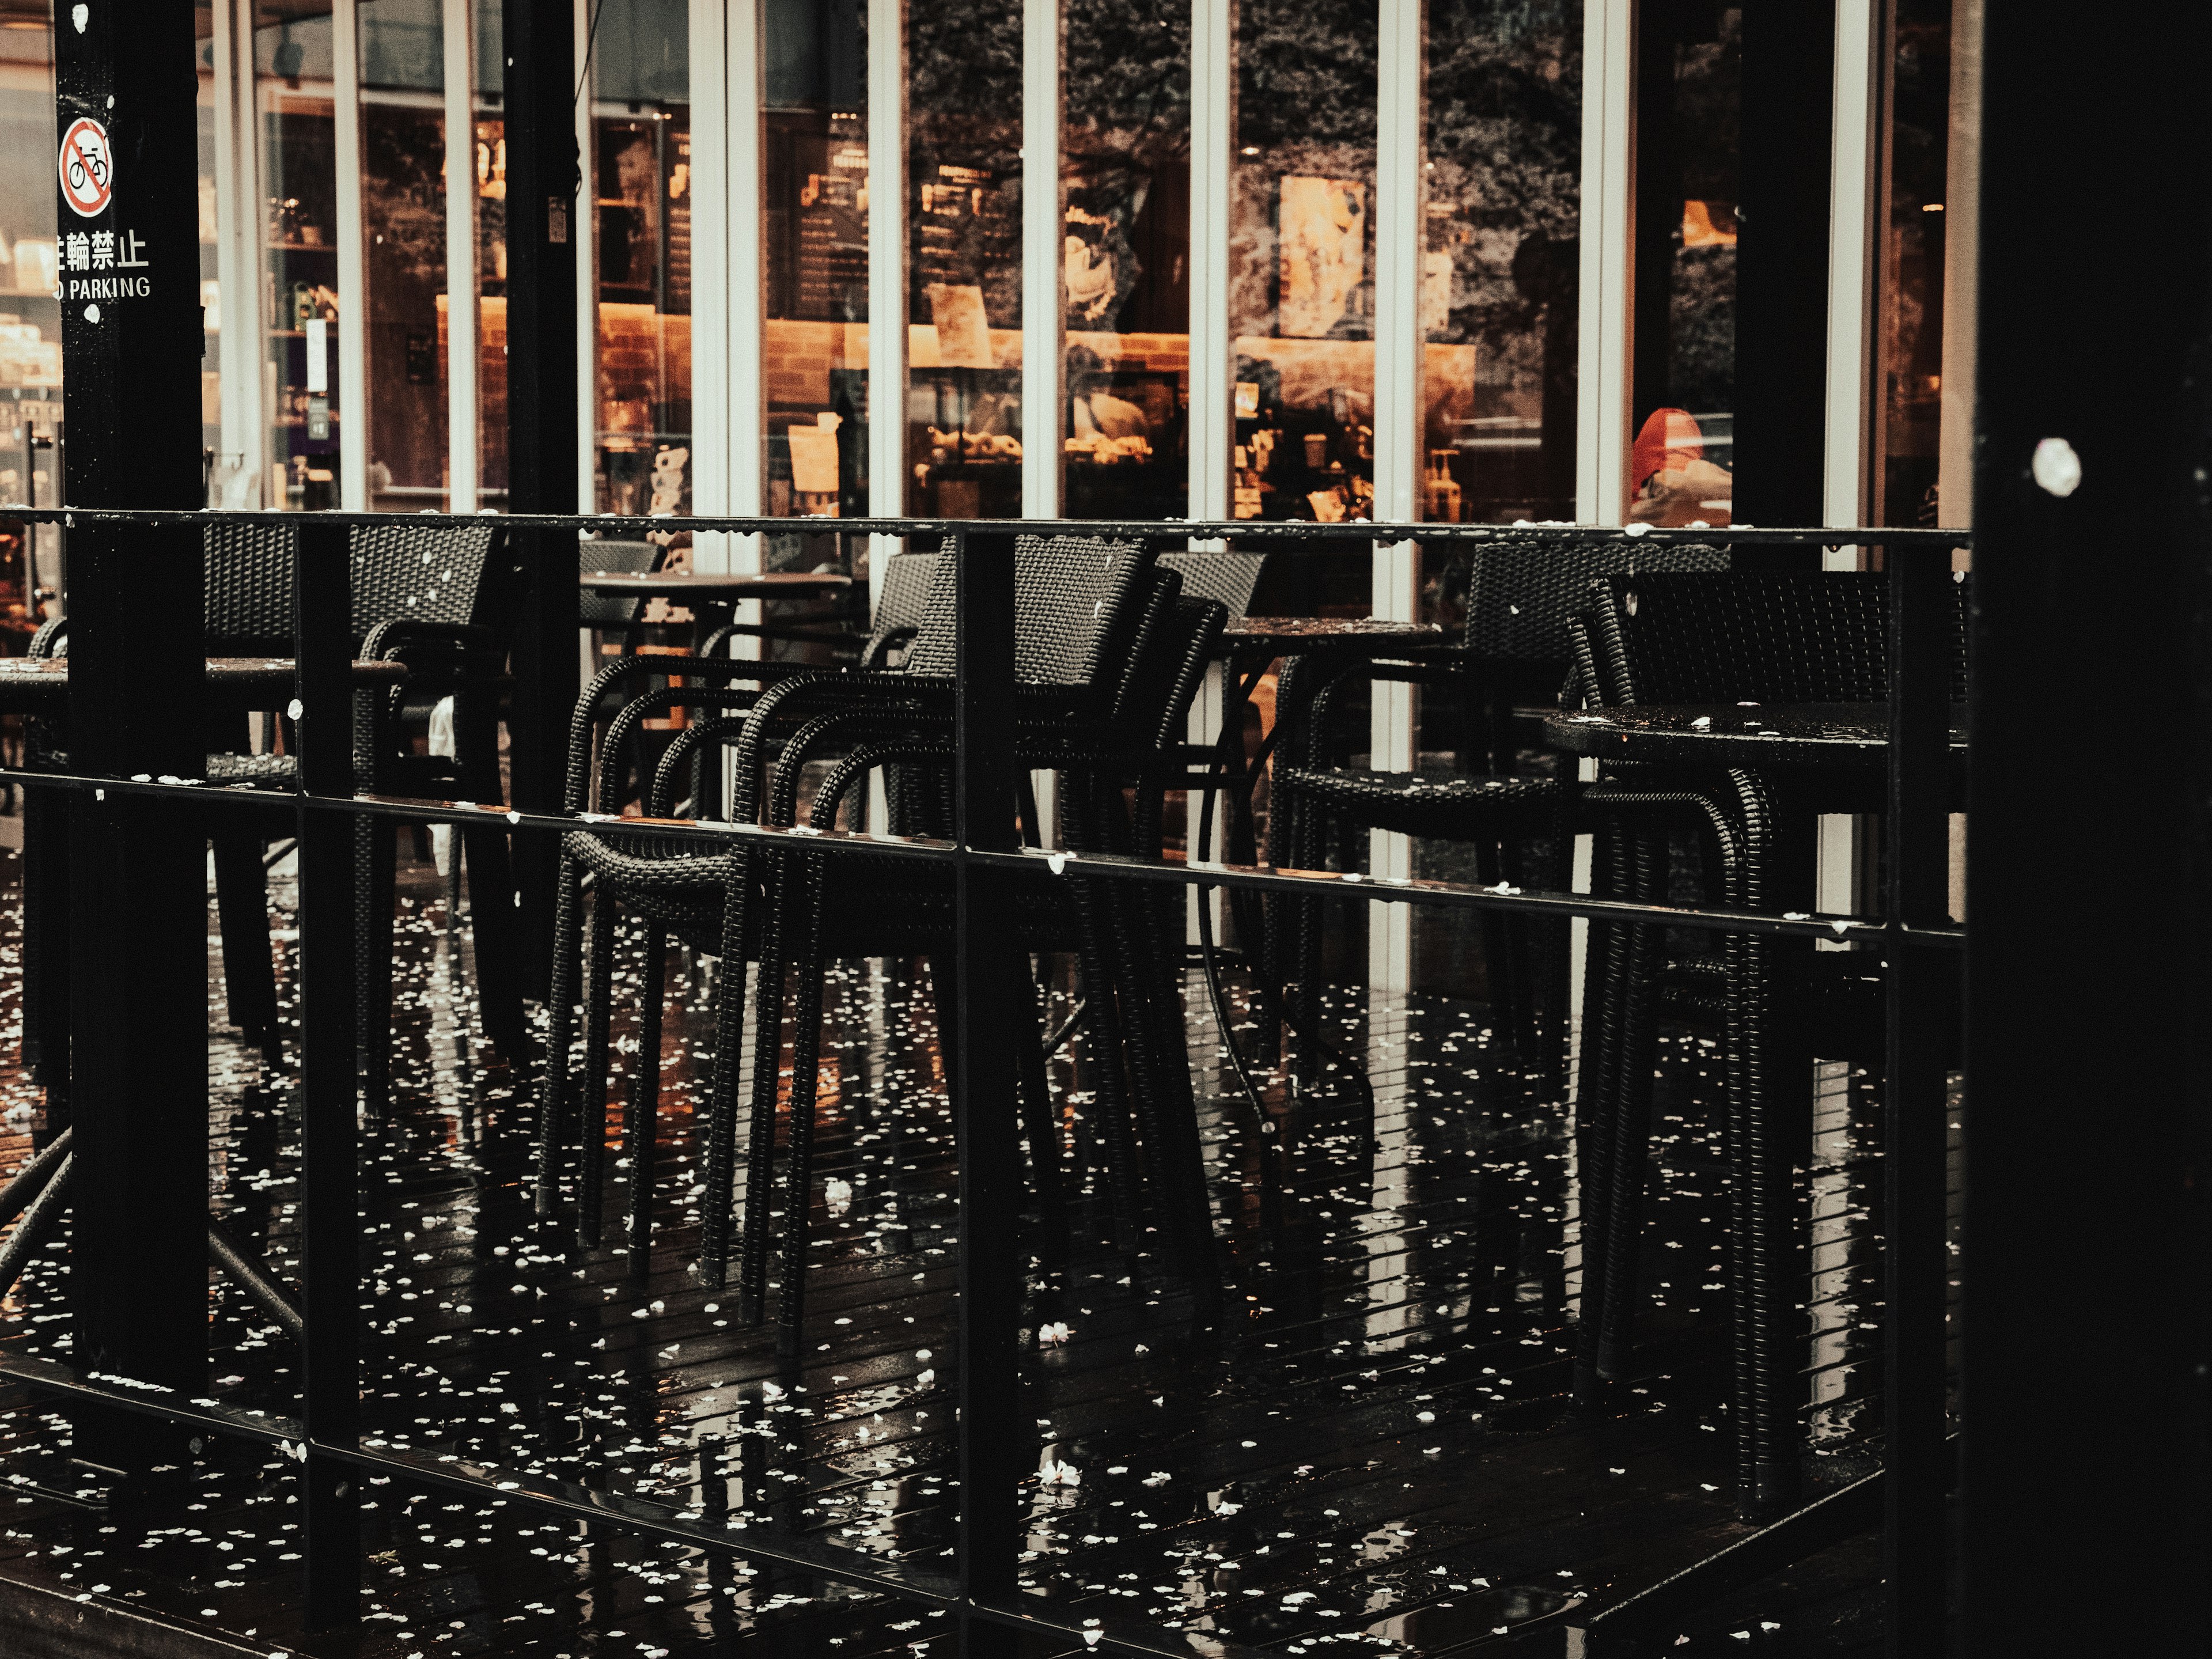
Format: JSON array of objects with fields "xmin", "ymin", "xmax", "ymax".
[
  {"xmin": 907, "ymin": 0, "xmax": 1022, "ymax": 518},
  {"xmin": 1421, "ymin": 0, "xmax": 1581, "ymax": 527},
  {"xmin": 1063, "ymin": 0, "xmax": 1190, "ymax": 522}
]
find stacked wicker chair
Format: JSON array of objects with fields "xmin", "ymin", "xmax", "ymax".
[
  {"xmin": 16, "ymin": 519, "xmax": 525, "ymax": 1097},
  {"xmin": 1562, "ymin": 567, "xmax": 1969, "ymax": 1515},
  {"xmin": 535, "ymin": 535, "xmax": 1228, "ymax": 1355},
  {"xmin": 1267, "ymin": 533, "xmax": 1729, "ymax": 1078}
]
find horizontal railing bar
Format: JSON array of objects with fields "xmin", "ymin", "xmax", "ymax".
[
  {"xmin": 0, "ymin": 1353, "xmax": 1283, "ymax": 1653},
  {"xmin": 0, "ymin": 503, "xmax": 1972, "ymax": 548},
  {"xmin": 0, "ymin": 766, "xmax": 1962, "ymax": 943},
  {"xmin": 0, "ymin": 1351, "xmax": 958, "ymax": 1604}
]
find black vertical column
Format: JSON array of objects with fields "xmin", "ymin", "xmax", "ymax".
[
  {"xmin": 503, "ymin": 0, "xmax": 579, "ymax": 999},
  {"xmin": 293, "ymin": 520, "xmax": 360, "ymax": 1630},
  {"xmin": 1963, "ymin": 3, "xmax": 2211, "ymax": 1654},
  {"xmin": 952, "ymin": 532, "xmax": 1023, "ymax": 1658},
  {"xmin": 1732, "ymin": 0, "xmax": 1833, "ymax": 540},
  {"xmin": 55, "ymin": 0, "xmax": 209, "ymax": 1476}
]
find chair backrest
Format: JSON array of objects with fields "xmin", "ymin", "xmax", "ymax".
[
  {"xmin": 198, "ymin": 518, "xmax": 520, "ymax": 650},
  {"xmin": 1158, "ymin": 550, "xmax": 1266, "ymax": 619},
  {"xmin": 204, "ymin": 519, "xmax": 298, "ymax": 652},
  {"xmin": 1577, "ymin": 569, "xmax": 1971, "ymax": 706},
  {"xmin": 350, "ymin": 519, "xmax": 517, "ymax": 637},
  {"xmin": 900, "ymin": 533, "xmax": 1156, "ymax": 688},
  {"xmin": 577, "ymin": 539, "xmax": 662, "ymax": 626},
  {"xmin": 858, "ymin": 552, "xmax": 941, "ymax": 667},
  {"xmin": 1460, "ymin": 532, "xmax": 1730, "ymax": 667}
]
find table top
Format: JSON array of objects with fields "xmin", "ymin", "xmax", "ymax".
[
  {"xmin": 1543, "ymin": 702, "xmax": 1968, "ymax": 768},
  {"xmin": 1221, "ymin": 616, "xmax": 1445, "ymax": 656},
  {"xmin": 0, "ymin": 656, "xmax": 408, "ymax": 707},
  {"xmin": 578, "ymin": 570, "xmax": 854, "ymax": 598}
]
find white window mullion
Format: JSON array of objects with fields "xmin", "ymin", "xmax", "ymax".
[
  {"xmin": 866, "ymin": 0, "xmax": 907, "ymax": 597},
  {"xmin": 214, "ymin": 0, "xmax": 266, "ymax": 503},
  {"xmin": 441, "ymin": 0, "xmax": 479, "ymax": 512},
  {"xmin": 1574, "ymin": 0, "xmax": 1632, "ymax": 527},
  {"xmin": 1817, "ymin": 0, "xmax": 1885, "ymax": 922},
  {"xmin": 1185, "ymin": 0, "xmax": 1233, "ymax": 938},
  {"xmin": 574, "ymin": 0, "xmax": 598, "ymax": 516},
  {"xmin": 688, "ymin": 0, "xmax": 732, "ymax": 575},
  {"xmin": 728, "ymin": 0, "xmax": 766, "ymax": 636},
  {"xmin": 1824, "ymin": 0, "xmax": 1881, "ymax": 544},
  {"xmin": 333, "ymin": 0, "xmax": 368, "ymax": 510},
  {"xmin": 1369, "ymin": 0, "xmax": 1422, "ymax": 993},
  {"xmin": 1021, "ymin": 0, "xmax": 1062, "ymax": 520},
  {"xmin": 1186, "ymin": 0, "xmax": 1232, "ymax": 529}
]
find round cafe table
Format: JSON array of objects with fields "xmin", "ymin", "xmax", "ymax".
[
  {"xmin": 1541, "ymin": 700, "xmax": 1968, "ymax": 772},
  {"xmin": 1540, "ymin": 699, "xmax": 1967, "ymax": 1512},
  {"xmin": 0, "ymin": 654, "xmax": 409, "ymax": 714},
  {"xmin": 580, "ymin": 569, "xmax": 855, "ymax": 656}
]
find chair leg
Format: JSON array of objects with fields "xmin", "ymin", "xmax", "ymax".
[
  {"xmin": 211, "ymin": 827, "xmax": 281, "ymax": 1058},
  {"xmin": 698, "ymin": 867, "xmax": 753, "ymax": 1287},
  {"xmin": 774, "ymin": 856, "xmax": 830, "ymax": 1359},
  {"xmin": 454, "ymin": 699, "xmax": 528, "ymax": 1067},
  {"xmin": 738, "ymin": 853, "xmax": 790, "ymax": 1324},
  {"xmin": 1069, "ymin": 881, "xmax": 1146, "ymax": 1263},
  {"xmin": 1594, "ymin": 831, "xmax": 1668, "ymax": 1381},
  {"xmin": 1135, "ymin": 880, "xmax": 1218, "ymax": 1294},
  {"xmin": 354, "ymin": 816, "xmax": 397, "ymax": 1115},
  {"xmin": 21, "ymin": 780, "xmax": 69, "ymax": 1102},
  {"xmin": 575, "ymin": 894, "xmax": 618, "ymax": 1249},
  {"xmin": 1102, "ymin": 877, "xmax": 1189, "ymax": 1277},
  {"xmin": 1713, "ymin": 770, "xmax": 1796, "ymax": 1517},
  {"xmin": 1013, "ymin": 961, "xmax": 1070, "ymax": 1266},
  {"xmin": 623, "ymin": 929, "xmax": 667, "ymax": 1257},
  {"xmin": 534, "ymin": 852, "xmax": 583, "ymax": 1217},
  {"xmin": 1573, "ymin": 829, "xmax": 1634, "ymax": 1404}
]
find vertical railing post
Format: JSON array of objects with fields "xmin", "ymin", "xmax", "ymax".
[
  {"xmin": 1883, "ymin": 539, "xmax": 1952, "ymax": 1655},
  {"xmin": 952, "ymin": 529, "xmax": 1022, "ymax": 1657},
  {"xmin": 55, "ymin": 0, "xmax": 212, "ymax": 1494},
  {"xmin": 295, "ymin": 518, "xmax": 361, "ymax": 1630},
  {"xmin": 503, "ymin": 0, "xmax": 582, "ymax": 1001}
]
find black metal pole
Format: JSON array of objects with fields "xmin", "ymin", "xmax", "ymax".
[
  {"xmin": 952, "ymin": 531, "xmax": 1024, "ymax": 1658},
  {"xmin": 294, "ymin": 518, "xmax": 360, "ymax": 1629},
  {"xmin": 1732, "ymin": 0, "xmax": 1835, "ymax": 556},
  {"xmin": 1881, "ymin": 541, "xmax": 1952, "ymax": 1655},
  {"xmin": 1963, "ymin": 5, "xmax": 2212, "ymax": 1653},
  {"xmin": 503, "ymin": 0, "xmax": 581, "ymax": 1002},
  {"xmin": 55, "ymin": 0, "xmax": 210, "ymax": 1492}
]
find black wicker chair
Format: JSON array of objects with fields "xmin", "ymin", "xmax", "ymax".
[
  {"xmin": 1563, "ymin": 567, "xmax": 1970, "ymax": 1516},
  {"xmin": 535, "ymin": 536, "xmax": 1224, "ymax": 1354},
  {"xmin": 1267, "ymin": 533, "xmax": 1729, "ymax": 1078}
]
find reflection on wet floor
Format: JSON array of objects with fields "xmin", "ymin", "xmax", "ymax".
[{"xmin": 0, "ymin": 846, "xmax": 1914, "ymax": 1657}]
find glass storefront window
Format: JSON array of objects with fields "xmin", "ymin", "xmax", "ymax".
[
  {"xmin": 591, "ymin": 0, "xmax": 690, "ymax": 521},
  {"xmin": 1877, "ymin": 0, "xmax": 1950, "ymax": 527},
  {"xmin": 359, "ymin": 0, "xmax": 452, "ymax": 511},
  {"xmin": 1231, "ymin": 0, "xmax": 1375, "ymax": 536},
  {"xmin": 906, "ymin": 0, "xmax": 1022, "ymax": 520},
  {"xmin": 256, "ymin": 3, "xmax": 341, "ymax": 511},
  {"xmin": 1062, "ymin": 0, "xmax": 1188, "ymax": 522},
  {"xmin": 1419, "ymin": 0, "xmax": 1581, "ymax": 527},
  {"xmin": 474, "ymin": 2, "xmax": 507, "ymax": 505},
  {"xmin": 0, "ymin": 10, "xmax": 58, "ymax": 631},
  {"xmin": 764, "ymin": 0, "xmax": 866, "ymax": 521},
  {"xmin": 1626, "ymin": 4, "xmax": 1737, "ymax": 528}
]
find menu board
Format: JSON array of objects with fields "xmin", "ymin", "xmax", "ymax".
[
  {"xmin": 772, "ymin": 114, "xmax": 869, "ymax": 323},
  {"xmin": 911, "ymin": 160, "xmax": 1018, "ymax": 325},
  {"xmin": 666, "ymin": 127, "xmax": 693, "ymax": 312}
]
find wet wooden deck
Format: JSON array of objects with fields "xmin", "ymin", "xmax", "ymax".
[{"xmin": 0, "ymin": 844, "xmax": 1909, "ymax": 1658}]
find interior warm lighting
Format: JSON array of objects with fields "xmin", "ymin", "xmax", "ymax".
[{"xmin": 1923, "ymin": 202, "xmax": 1945, "ymax": 211}]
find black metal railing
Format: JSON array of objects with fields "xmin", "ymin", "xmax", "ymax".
[{"xmin": 0, "ymin": 507, "xmax": 1969, "ymax": 1657}]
